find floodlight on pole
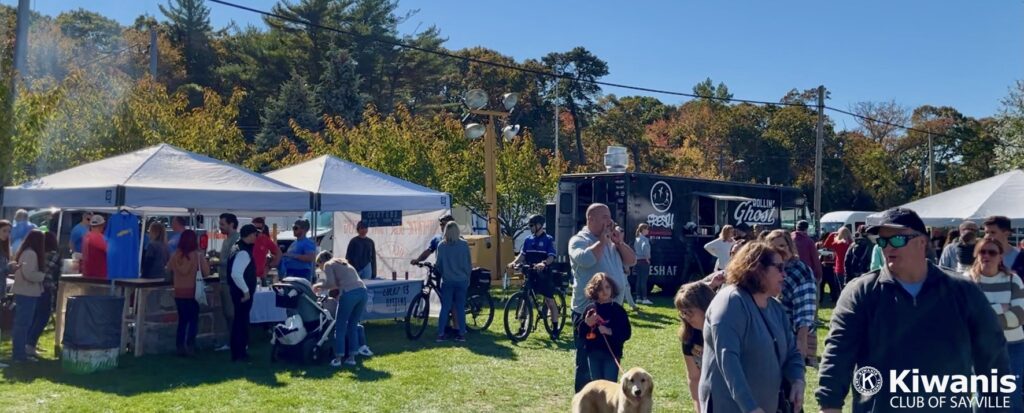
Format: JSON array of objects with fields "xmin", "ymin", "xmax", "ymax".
[
  {"xmin": 464, "ymin": 89, "xmax": 489, "ymax": 110},
  {"xmin": 501, "ymin": 124, "xmax": 521, "ymax": 141},
  {"xmin": 464, "ymin": 123, "xmax": 486, "ymax": 139},
  {"xmin": 501, "ymin": 93, "xmax": 519, "ymax": 111}
]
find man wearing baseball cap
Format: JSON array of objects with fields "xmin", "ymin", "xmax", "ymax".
[
  {"xmin": 81, "ymin": 214, "xmax": 108, "ymax": 278},
  {"xmin": 815, "ymin": 208, "xmax": 1010, "ymax": 412}
]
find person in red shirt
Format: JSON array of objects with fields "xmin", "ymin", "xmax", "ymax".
[
  {"xmin": 251, "ymin": 218, "xmax": 282, "ymax": 283},
  {"xmin": 81, "ymin": 215, "xmax": 108, "ymax": 278},
  {"xmin": 822, "ymin": 227, "xmax": 853, "ymax": 300}
]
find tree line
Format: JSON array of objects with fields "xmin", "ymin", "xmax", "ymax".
[{"xmin": 2, "ymin": 0, "xmax": 1023, "ymax": 237}]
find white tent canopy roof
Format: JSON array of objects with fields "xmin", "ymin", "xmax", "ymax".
[
  {"xmin": 895, "ymin": 169, "xmax": 1024, "ymax": 227},
  {"xmin": 2, "ymin": 143, "xmax": 312, "ymax": 214},
  {"xmin": 265, "ymin": 155, "xmax": 450, "ymax": 212}
]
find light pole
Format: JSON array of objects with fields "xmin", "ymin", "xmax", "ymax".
[{"xmin": 463, "ymin": 90, "xmax": 520, "ymax": 274}]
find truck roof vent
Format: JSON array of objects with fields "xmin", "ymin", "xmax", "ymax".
[{"xmin": 604, "ymin": 146, "xmax": 628, "ymax": 173}]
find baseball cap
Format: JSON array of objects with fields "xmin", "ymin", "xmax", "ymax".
[
  {"xmin": 90, "ymin": 215, "xmax": 106, "ymax": 226},
  {"xmin": 866, "ymin": 208, "xmax": 927, "ymax": 236}
]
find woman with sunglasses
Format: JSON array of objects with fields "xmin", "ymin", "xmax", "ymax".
[
  {"xmin": 700, "ymin": 242, "xmax": 805, "ymax": 413},
  {"xmin": 967, "ymin": 238, "xmax": 1024, "ymax": 413}
]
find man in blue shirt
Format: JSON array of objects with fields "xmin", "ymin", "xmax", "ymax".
[
  {"xmin": 167, "ymin": 216, "xmax": 187, "ymax": 254},
  {"xmin": 11, "ymin": 209, "xmax": 37, "ymax": 253},
  {"xmin": 282, "ymin": 219, "xmax": 317, "ymax": 281},
  {"xmin": 507, "ymin": 214, "xmax": 560, "ymax": 337},
  {"xmin": 411, "ymin": 214, "xmax": 456, "ymax": 265},
  {"xmin": 69, "ymin": 211, "xmax": 93, "ymax": 254}
]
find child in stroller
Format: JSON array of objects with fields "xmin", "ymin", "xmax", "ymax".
[{"xmin": 270, "ymin": 277, "xmax": 336, "ymax": 363}]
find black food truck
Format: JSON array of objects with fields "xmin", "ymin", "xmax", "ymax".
[{"xmin": 550, "ymin": 171, "xmax": 809, "ymax": 295}]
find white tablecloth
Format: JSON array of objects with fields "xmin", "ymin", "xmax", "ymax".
[{"xmin": 249, "ymin": 288, "xmax": 288, "ymax": 324}]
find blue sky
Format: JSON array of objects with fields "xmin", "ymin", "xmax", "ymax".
[{"xmin": 5, "ymin": 0, "xmax": 1022, "ymax": 130}]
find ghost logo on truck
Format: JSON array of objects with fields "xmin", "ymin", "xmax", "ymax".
[
  {"xmin": 650, "ymin": 181, "xmax": 672, "ymax": 213},
  {"xmin": 733, "ymin": 199, "xmax": 777, "ymax": 226}
]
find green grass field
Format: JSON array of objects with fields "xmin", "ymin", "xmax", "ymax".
[{"xmin": 0, "ymin": 293, "xmax": 838, "ymax": 412}]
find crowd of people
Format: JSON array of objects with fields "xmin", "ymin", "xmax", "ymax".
[{"xmin": 660, "ymin": 207, "xmax": 1024, "ymax": 413}]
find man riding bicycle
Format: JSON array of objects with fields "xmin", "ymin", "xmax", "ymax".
[{"xmin": 507, "ymin": 214, "xmax": 561, "ymax": 337}]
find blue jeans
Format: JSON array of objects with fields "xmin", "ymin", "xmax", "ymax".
[
  {"xmin": 13, "ymin": 295, "xmax": 39, "ymax": 361},
  {"xmin": 28, "ymin": 288, "xmax": 52, "ymax": 348},
  {"xmin": 175, "ymin": 298, "xmax": 200, "ymax": 351},
  {"xmin": 1009, "ymin": 341, "xmax": 1024, "ymax": 413},
  {"xmin": 438, "ymin": 279, "xmax": 468, "ymax": 337},
  {"xmin": 634, "ymin": 262, "xmax": 650, "ymax": 301},
  {"xmin": 335, "ymin": 288, "xmax": 368, "ymax": 357},
  {"xmin": 572, "ymin": 311, "xmax": 592, "ymax": 392},
  {"xmin": 587, "ymin": 350, "xmax": 619, "ymax": 383},
  {"xmin": 357, "ymin": 264, "xmax": 372, "ymax": 280}
]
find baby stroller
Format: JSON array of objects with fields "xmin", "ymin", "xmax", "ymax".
[{"xmin": 270, "ymin": 277, "xmax": 336, "ymax": 364}]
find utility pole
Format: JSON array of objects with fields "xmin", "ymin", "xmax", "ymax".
[
  {"xmin": 4, "ymin": 0, "xmax": 30, "ymax": 188},
  {"xmin": 149, "ymin": 25, "xmax": 159, "ymax": 78},
  {"xmin": 554, "ymin": 103, "xmax": 559, "ymax": 160},
  {"xmin": 927, "ymin": 131, "xmax": 934, "ymax": 196},
  {"xmin": 12, "ymin": 0, "xmax": 29, "ymax": 84},
  {"xmin": 814, "ymin": 85, "xmax": 825, "ymax": 238}
]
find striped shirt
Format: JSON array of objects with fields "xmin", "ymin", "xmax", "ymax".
[
  {"xmin": 973, "ymin": 271, "xmax": 1024, "ymax": 343},
  {"xmin": 780, "ymin": 258, "xmax": 817, "ymax": 330}
]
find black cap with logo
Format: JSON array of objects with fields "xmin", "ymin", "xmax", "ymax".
[{"xmin": 866, "ymin": 207, "xmax": 927, "ymax": 236}]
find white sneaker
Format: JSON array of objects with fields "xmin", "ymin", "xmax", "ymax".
[
  {"xmin": 357, "ymin": 345, "xmax": 373, "ymax": 357},
  {"xmin": 642, "ymin": 299, "xmax": 654, "ymax": 305},
  {"xmin": 330, "ymin": 358, "xmax": 343, "ymax": 368},
  {"xmin": 344, "ymin": 357, "xmax": 357, "ymax": 366},
  {"xmin": 215, "ymin": 344, "xmax": 230, "ymax": 351}
]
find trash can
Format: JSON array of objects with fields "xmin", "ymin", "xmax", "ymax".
[{"xmin": 62, "ymin": 295, "xmax": 123, "ymax": 374}]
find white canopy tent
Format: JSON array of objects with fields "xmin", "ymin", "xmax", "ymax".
[
  {"xmin": 895, "ymin": 169, "xmax": 1024, "ymax": 228},
  {"xmin": 264, "ymin": 155, "xmax": 450, "ymax": 280},
  {"xmin": 1, "ymin": 144, "xmax": 312, "ymax": 214}
]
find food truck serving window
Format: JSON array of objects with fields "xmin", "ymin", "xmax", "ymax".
[{"xmin": 694, "ymin": 193, "xmax": 755, "ymax": 236}]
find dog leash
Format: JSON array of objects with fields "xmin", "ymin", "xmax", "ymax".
[{"xmin": 601, "ymin": 333, "xmax": 623, "ymax": 375}]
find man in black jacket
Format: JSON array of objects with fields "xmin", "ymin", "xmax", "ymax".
[
  {"xmin": 816, "ymin": 208, "xmax": 1011, "ymax": 413},
  {"xmin": 227, "ymin": 224, "xmax": 259, "ymax": 362},
  {"xmin": 843, "ymin": 225, "xmax": 873, "ymax": 282}
]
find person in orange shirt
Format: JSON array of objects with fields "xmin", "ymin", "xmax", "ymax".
[{"xmin": 251, "ymin": 218, "xmax": 282, "ymax": 284}]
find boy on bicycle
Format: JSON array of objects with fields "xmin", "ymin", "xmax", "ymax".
[{"xmin": 507, "ymin": 214, "xmax": 561, "ymax": 338}]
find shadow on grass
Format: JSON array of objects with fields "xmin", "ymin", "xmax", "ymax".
[
  {"xmin": 1, "ymin": 326, "xmax": 396, "ymax": 396},
  {"xmin": 363, "ymin": 319, "xmax": 519, "ymax": 360}
]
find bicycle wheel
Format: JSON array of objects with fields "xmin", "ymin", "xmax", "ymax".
[
  {"xmin": 503, "ymin": 292, "xmax": 533, "ymax": 342},
  {"xmin": 465, "ymin": 292, "xmax": 495, "ymax": 332},
  {"xmin": 405, "ymin": 292, "xmax": 430, "ymax": 340},
  {"xmin": 542, "ymin": 291, "xmax": 569, "ymax": 340}
]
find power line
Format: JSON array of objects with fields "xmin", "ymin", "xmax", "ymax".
[
  {"xmin": 207, "ymin": 0, "xmax": 806, "ymax": 107},
  {"xmin": 208, "ymin": 0, "xmax": 968, "ymax": 144},
  {"xmin": 824, "ymin": 106, "xmax": 960, "ymax": 142}
]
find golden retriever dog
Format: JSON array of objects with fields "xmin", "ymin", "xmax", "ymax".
[{"xmin": 571, "ymin": 367, "xmax": 653, "ymax": 413}]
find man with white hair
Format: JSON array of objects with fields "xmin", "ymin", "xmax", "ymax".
[
  {"xmin": 568, "ymin": 203, "xmax": 636, "ymax": 392},
  {"xmin": 10, "ymin": 209, "xmax": 36, "ymax": 252}
]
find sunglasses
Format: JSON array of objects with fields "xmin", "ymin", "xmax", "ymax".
[
  {"xmin": 292, "ymin": 226, "xmax": 302, "ymax": 231},
  {"xmin": 765, "ymin": 262, "xmax": 785, "ymax": 272},
  {"xmin": 872, "ymin": 233, "xmax": 922, "ymax": 249},
  {"xmin": 978, "ymin": 249, "xmax": 1000, "ymax": 257}
]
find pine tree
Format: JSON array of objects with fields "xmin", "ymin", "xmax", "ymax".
[
  {"xmin": 256, "ymin": 72, "xmax": 321, "ymax": 151},
  {"xmin": 317, "ymin": 48, "xmax": 363, "ymax": 125},
  {"xmin": 159, "ymin": 0, "xmax": 216, "ymax": 87}
]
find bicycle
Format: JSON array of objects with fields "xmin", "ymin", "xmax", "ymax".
[
  {"xmin": 405, "ymin": 262, "xmax": 495, "ymax": 340},
  {"xmin": 503, "ymin": 263, "xmax": 568, "ymax": 342}
]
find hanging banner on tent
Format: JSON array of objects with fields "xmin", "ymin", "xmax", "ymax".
[{"xmin": 361, "ymin": 210, "xmax": 402, "ymax": 227}]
